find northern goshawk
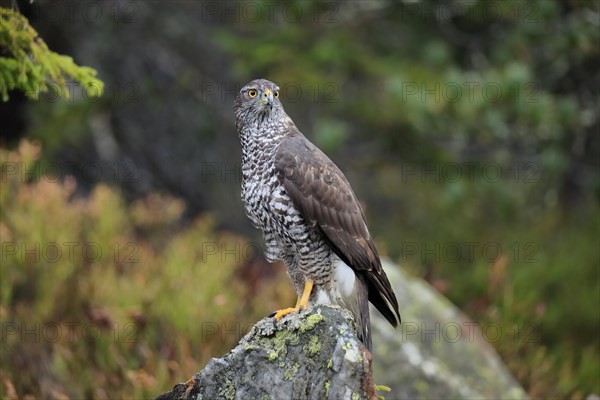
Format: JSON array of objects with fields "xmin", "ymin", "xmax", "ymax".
[{"xmin": 234, "ymin": 79, "xmax": 400, "ymax": 351}]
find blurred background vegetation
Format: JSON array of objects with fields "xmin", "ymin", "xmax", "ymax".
[{"xmin": 1, "ymin": 0, "xmax": 598, "ymax": 399}]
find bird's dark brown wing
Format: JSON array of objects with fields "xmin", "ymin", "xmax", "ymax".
[{"xmin": 275, "ymin": 130, "xmax": 401, "ymax": 327}]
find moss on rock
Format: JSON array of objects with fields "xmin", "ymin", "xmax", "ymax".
[{"xmin": 156, "ymin": 305, "xmax": 375, "ymax": 400}]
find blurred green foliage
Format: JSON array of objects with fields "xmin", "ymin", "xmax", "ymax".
[
  {"xmin": 1, "ymin": 0, "xmax": 598, "ymax": 399},
  {"xmin": 218, "ymin": 1, "xmax": 597, "ymax": 167},
  {"xmin": 0, "ymin": 7, "xmax": 103, "ymax": 101},
  {"xmin": 0, "ymin": 141, "xmax": 293, "ymax": 399},
  {"xmin": 369, "ymin": 165, "xmax": 599, "ymax": 399}
]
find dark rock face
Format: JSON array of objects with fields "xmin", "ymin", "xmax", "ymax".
[{"xmin": 156, "ymin": 306, "xmax": 376, "ymax": 400}]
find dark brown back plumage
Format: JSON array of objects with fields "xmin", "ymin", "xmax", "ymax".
[{"xmin": 275, "ymin": 128, "xmax": 401, "ymax": 330}]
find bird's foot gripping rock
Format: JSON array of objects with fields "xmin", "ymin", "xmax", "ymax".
[
  {"xmin": 269, "ymin": 306, "xmax": 305, "ymax": 323},
  {"xmin": 269, "ymin": 280, "xmax": 314, "ymax": 324}
]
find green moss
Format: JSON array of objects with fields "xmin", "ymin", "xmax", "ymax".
[
  {"xmin": 306, "ymin": 335, "xmax": 322, "ymax": 356},
  {"xmin": 284, "ymin": 363, "xmax": 300, "ymax": 381},
  {"xmin": 261, "ymin": 396, "xmax": 269, "ymax": 400},
  {"xmin": 299, "ymin": 313, "xmax": 324, "ymax": 333},
  {"xmin": 327, "ymin": 358, "xmax": 333, "ymax": 369},
  {"xmin": 218, "ymin": 379, "xmax": 236, "ymax": 400},
  {"xmin": 265, "ymin": 326, "xmax": 305, "ymax": 362},
  {"xmin": 264, "ymin": 313, "xmax": 324, "ymax": 363},
  {"xmin": 288, "ymin": 333, "xmax": 301, "ymax": 346},
  {"xmin": 243, "ymin": 342, "xmax": 260, "ymax": 351},
  {"xmin": 351, "ymin": 392, "xmax": 360, "ymax": 400},
  {"xmin": 325, "ymin": 380, "xmax": 331, "ymax": 396}
]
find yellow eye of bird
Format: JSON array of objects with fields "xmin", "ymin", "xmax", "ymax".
[
  {"xmin": 274, "ymin": 90, "xmax": 279, "ymax": 98},
  {"xmin": 248, "ymin": 89, "xmax": 257, "ymax": 98}
]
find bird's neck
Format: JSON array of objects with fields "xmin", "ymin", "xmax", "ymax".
[
  {"xmin": 238, "ymin": 113, "xmax": 290, "ymax": 151},
  {"xmin": 237, "ymin": 110, "xmax": 298, "ymax": 169}
]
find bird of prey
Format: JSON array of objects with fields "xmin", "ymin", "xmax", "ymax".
[{"xmin": 234, "ymin": 79, "xmax": 400, "ymax": 351}]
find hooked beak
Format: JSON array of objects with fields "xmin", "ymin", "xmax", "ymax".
[{"xmin": 260, "ymin": 89, "xmax": 274, "ymax": 110}]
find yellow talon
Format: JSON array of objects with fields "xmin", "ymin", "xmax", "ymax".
[
  {"xmin": 271, "ymin": 280, "xmax": 313, "ymax": 321},
  {"xmin": 272, "ymin": 307, "xmax": 299, "ymax": 321}
]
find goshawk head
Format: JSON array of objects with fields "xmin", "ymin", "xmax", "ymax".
[{"xmin": 234, "ymin": 79, "xmax": 284, "ymax": 128}]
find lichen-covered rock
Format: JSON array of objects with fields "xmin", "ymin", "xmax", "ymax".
[
  {"xmin": 371, "ymin": 260, "xmax": 528, "ymax": 399},
  {"xmin": 157, "ymin": 260, "xmax": 528, "ymax": 400},
  {"xmin": 155, "ymin": 306, "xmax": 376, "ymax": 400}
]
